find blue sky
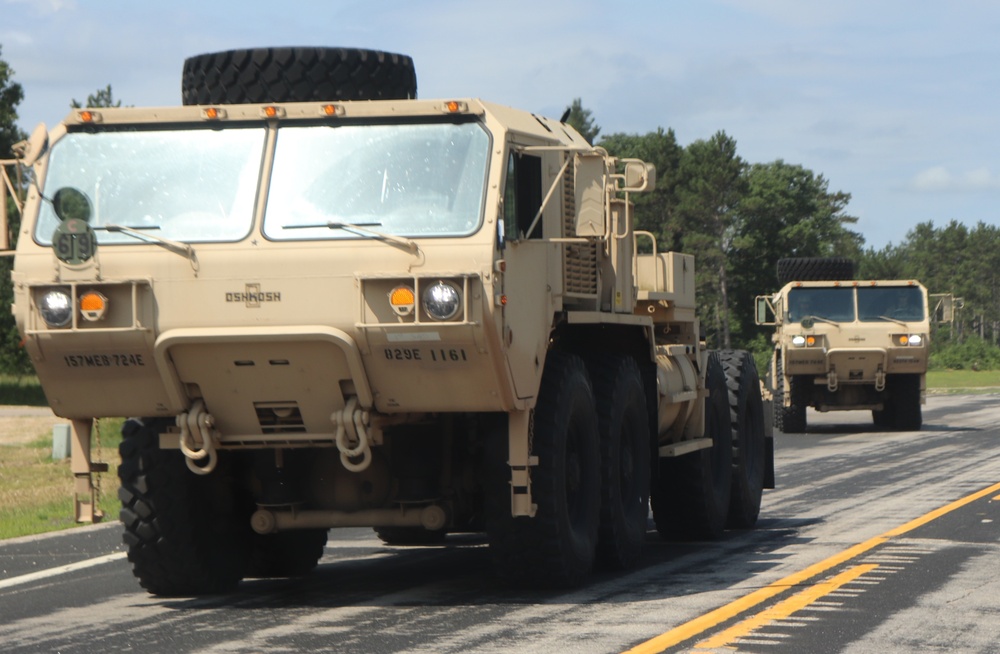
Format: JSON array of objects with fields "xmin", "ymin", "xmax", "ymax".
[{"xmin": 3, "ymin": 0, "xmax": 999, "ymax": 250}]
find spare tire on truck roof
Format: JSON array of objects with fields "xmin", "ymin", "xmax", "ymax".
[
  {"xmin": 181, "ymin": 47, "xmax": 417, "ymax": 105},
  {"xmin": 776, "ymin": 257, "xmax": 855, "ymax": 285}
]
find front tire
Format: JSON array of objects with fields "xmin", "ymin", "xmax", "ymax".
[
  {"xmin": 117, "ymin": 418, "xmax": 250, "ymax": 595},
  {"xmin": 486, "ymin": 351, "xmax": 601, "ymax": 588}
]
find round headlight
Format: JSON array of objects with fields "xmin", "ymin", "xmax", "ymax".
[
  {"xmin": 39, "ymin": 289, "xmax": 73, "ymax": 327},
  {"xmin": 423, "ymin": 281, "xmax": 461, "ymax": 321},
  {"xmin": 908, "ymin": 334, "xmax": 923, "ymax": 346},
  {"xmin": 791, "ymin": 335, "xmax": 806, "ymax": 347}
]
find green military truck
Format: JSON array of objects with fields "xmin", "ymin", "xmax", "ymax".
[
  {"xmin": 3, "ymin": 47, "xmax": 772, "ymax": 595},
  {"xmin": 757, "ymin": 257, "xmax": 942, "ymax": 432}
]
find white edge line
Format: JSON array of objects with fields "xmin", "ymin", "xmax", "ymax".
[{"xmin": 0, "ymin": 552, "xmax": 127, "ymax": 591}]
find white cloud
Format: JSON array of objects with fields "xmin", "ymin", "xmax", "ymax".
[{"xmin": 909, "ymin": 166, "xmax": 1000, "ymax": 192}]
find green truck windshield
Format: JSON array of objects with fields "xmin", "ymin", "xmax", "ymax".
[{"xmin": 787, "ymin": 286, "xmax": 925, "ymax": 323}]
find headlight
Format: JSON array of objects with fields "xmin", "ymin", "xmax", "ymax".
[
  {"xmin": 423, "ymin": 281, "xmax": 461, "ymax": 321},
  {"xmin": 39, "ymin": 289, "xmax": 73, "ymax": 328},
  {"xmin": 895, "ymin": 333, "xmax": 924, "ymax": 346},
  {"xmin": 792, "ymin": 335, "xmax": 806, "ymax": 347}
]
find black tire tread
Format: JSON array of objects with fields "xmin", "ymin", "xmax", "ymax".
[
  {"xmin": 651, "ymin": 352, "xmax": 733, "ymax": 540},
  {"xmin": 118, "ymin": 418, "xmax": 249, "ymax": 596},
  {"xmin": 776, "ymin": 257, "xmax": 855, "ymax": 285},
  {"xmin": 719, "ymin": 350, "xmax": 766, "ymax": 529},
  {"xmin": 182, "ymin": 47, "xmax": 417, "ymax": 105},
  {"xmin": 486, "ymin": 351, "xmax": 601, "ymax": 588}
]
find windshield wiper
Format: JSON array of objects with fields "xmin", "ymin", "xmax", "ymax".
[
  {"xmin": 800, "ymin": 314, "xmax": 841, "ymax": 327},
  {"xmin": 97, "ymin": 224, "xmax": 199, "ymax": 272},
  {"xmin": 284, "ymin": 221, "xmax": 419, "ymax": 256},
  {"xmin": 874, "ymin": 315, "xmax": 908, "ymax": 326}
]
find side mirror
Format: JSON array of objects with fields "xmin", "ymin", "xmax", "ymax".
[
  {"xmin": 755, "ymin": 295, "xmax": 776, "ymax": 325},
  {"xmin": 623, "ymin": 160, "xmax": 656, "ymax": 192}
]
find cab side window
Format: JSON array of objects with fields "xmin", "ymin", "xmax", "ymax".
[{"xmin": 503, "ymin": 152, "xmax": 542, "ymax": 240}]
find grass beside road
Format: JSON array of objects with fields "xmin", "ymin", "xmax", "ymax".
[
  {"xmin": 926, "ymin": 368, "xmax": 1000, "ymax": 393},
  {"xmin": 2, "ymin": 371, "xmax": 1000, "ymax": 541},
  {"xmin": 0, "ymin": 417, "xmax": 123, "ymax": 540}
]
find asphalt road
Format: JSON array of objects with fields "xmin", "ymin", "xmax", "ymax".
[{"xmin": 1, "ymin": 394, "xmax": 998, "ymax": 653}]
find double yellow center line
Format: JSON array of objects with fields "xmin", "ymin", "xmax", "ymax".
[{"xmin": 625, "ymin": 479, "xmax": 1000, "ymax": 653}]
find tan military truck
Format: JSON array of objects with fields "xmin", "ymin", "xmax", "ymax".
[
  {"xmin": 4, "ymin": 47, "xmax": 772, "ymax": 595},
  {"xmin": 756, "ymin": 257, "xmax": 934, "ymax": 432}
]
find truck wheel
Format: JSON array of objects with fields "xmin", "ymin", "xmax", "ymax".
[
  {"xmin": 772, "ymin": 355, "xmax": 805, "ymax": 433},
  {"xmin": 651, "ymin": 352, "xmax": 733, "ymax": 540},
  {"xmin": 588, "ymin": 355, "xmax": 650, "ymax": 570},
  {"xmin": 720, "ymin": 350, "xmax": 766, "ymax": 529},
  {"xmin": 776, "ymin": 257, "xmax": 854, "ymax": 285},
  {"xmin": 246, "ymin": 529, "xmax": 328, "ymax": 578},
  {"xmin": 117, "ymin": 418, "xmax": 250, "ymax": 595},
  {"xmin": 181, "ymin": 47, "xmax": 417, "ymax": 105},
  {"xmin": 486, "ymin": 351, "xmax": 601, "ymax": 587},
  {"xmin": 887, "ymin": 375, "xmax": 923, "ymax": 431},
  {"xmin": 373, "ymin": 526, "xmax": 447, "ymax": 546}
]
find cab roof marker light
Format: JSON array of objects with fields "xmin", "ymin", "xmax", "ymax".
[
  {"xmin": 443, "ymin": 101, "xmax": 468, "ymax": 113},
  {"xmin": 261, "ymin": 106, "xmax": 286, "ymax": 119},
  {"xmin": 77, "ymin": 110, "xmax": 102, "ymax": 124},
  {"xmin": 201, "ymin": 107, "xmax": 227, "ymax": 121},
  {"xmin": 321, "ymin": 104, "xmax": 345, "ymax": 117}
]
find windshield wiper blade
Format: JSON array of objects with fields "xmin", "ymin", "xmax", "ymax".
[
  {"xmin": 284, "ymin": 220, "xmax": 419, "ymax": 256},
  {"xmin": 98, "ymin": 224, "xmax": 198, "ymax": 272},
  {"xmin": 875, "ymin": 315, "xmax": 908, "ymax": 326},
  {"xmin": 801, "ymin": 314, "xmax": 841, "ymax": 327}
]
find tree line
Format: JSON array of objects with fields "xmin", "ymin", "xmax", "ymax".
[{"xmin": 0, "ymin": 52, "xmax": 994, "ymax": 376}]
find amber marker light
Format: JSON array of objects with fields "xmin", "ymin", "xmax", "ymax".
[
  {"xmin": 78, "ymin": 110, "xmax": 102, "ymax": 123},
  {"xmin": 806, "ymin": 335, "xmax": 817, "ymax": 347},
  {"xmin": 321, "ymin": 104, "xmax": 344, "ymax": 117},
  {"xmin": 201, "ymin": 107, "xmax": 227, "ymax": 120},
  {"xmin": 443, "ymin": 101, "xmax": 467, "ymax": 113},
  {"xmin": 388, "ymin": 285, "xmax": 416, "ymax": 317},
  {"xmin": 261, "ymin": 105, "xmax": 285, "ymax": 119},
  {"xmin": 79, "ymin": 290, "xmax": 108, "ymax": 322}
]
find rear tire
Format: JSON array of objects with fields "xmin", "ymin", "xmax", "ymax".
[
  {"xmin": 887, "ymin": 375, "xmax": 923, "ymax": 431},
  {"xmin": 486, "ymin": 352, "xmax": 601, "ymax": 587},
  {"xmin": 720, "ymin": 350, "xmax": 766, "ymax": 529},
  {"xmin": 651, "ymin": 352, "xmax": 733, "ymax": 540},
  {"xmin": 246, "ymin": 529, "xmax": 328, "ymax": 578},
  {"xmin": 182, "ymin": 47, "xmax": 417, "ymax": 105},
  {"xmin": 588, "ymin": 355, "xmax": 650, "ymax": 570},
  {"xmin": 117, "ymin": 418, "xmax": 250, "ymax": 596}
]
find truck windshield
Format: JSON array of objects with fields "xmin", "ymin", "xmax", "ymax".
[
  {"xmin": 786, "ymin": 287, "xmax": 855, "ymax": 323},
  {"xmin": 263, "ymin": 121, "xmax": 490, "ymax": 241},
  {"xmin": 34, "ymin": 127, "xmax": 266, "ymax": 245},
  {"xmin": 857, "ymin": 286, "xmax": 925, "ymax": 322}
]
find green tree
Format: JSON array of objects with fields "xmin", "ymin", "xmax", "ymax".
[
  {"xmin": 599, "ymin": 127, "xmax": 683, "ymax": 251},
  {"xmin": 674, "ymin": 131, "xmax": 746, "ymax": 348},
  {"xmin": 0, "ymin": 45, "xmax": 25, "ymax": 158},
  {"xmin": 729, "ymin": 160, "xmax": 863, "ymax": 343},
  {"xmin": 562, "ymin": 98, "xmax": 600, "ymax": 145},
  {"xmin": 71, "ymin": 83, "xmax": 123, "ymax": 109},
  {"xmin": 0, "ymin": 45, "xmax": 30, "ymax": 376}
]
